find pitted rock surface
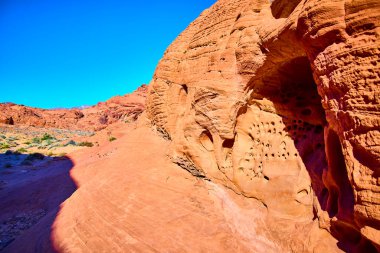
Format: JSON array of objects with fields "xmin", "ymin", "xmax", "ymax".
[{"xmin": 147, "ymin": 0, "xmax": 380, "ymax": 251}]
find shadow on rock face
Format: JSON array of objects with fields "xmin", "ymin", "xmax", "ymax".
[
  {"xmin": 0, "ymin": 152, "xmax": 77, "ymax": 253},
  {"xmin": 250, "ymin": 56, "xmax": 377, "ymax": 252}
]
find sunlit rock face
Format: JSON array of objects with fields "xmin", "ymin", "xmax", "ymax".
[
  {"xmin": 0, "ymin": 85, "xmax": 147, "ymax": 131},
  {"xmin": 147, "ymin": 0, "xmax": 380, "ymax": 251}
]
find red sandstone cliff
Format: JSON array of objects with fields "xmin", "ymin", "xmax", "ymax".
[
  {"xmin": 145, "ymin": 0, "xmax": 379, "ymax": 251},
  {"xmin": 0, "ymin": 84, "xmax": 147, "ymax": 131}
]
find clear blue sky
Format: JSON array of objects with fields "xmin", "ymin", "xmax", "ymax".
[{"xmin": 0, "ymin": 0, "xmax": 215, "ymax": 109}]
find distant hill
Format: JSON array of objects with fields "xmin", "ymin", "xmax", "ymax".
[{"xmin": 0, "ymin": 84, "xmax": 147, "ymax": 131}]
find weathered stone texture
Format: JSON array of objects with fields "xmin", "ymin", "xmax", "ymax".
[{"xmin": 147, "ymin": 0, "xmax": 380, "ymax": 251}]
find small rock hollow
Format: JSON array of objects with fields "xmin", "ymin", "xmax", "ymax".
[
  {"xmin": 200, "ymin": 130, "xmax": 214, "ymax": 151},
  {"xmin": 249, "ymin": 57, "xmax": 328, "ymax": 192},
  {"xmin": 247, "ymin": 56, "xmax": 375, "ymax": 251}
]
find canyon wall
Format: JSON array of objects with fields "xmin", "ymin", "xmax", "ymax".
[{"xmin": 146, "ymin": 0, "xmax": 380, "ymax": 251}]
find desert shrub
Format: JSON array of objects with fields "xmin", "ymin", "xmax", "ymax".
[
  {"xmin": 7, "ymin": 137, "xmax": 16, "ymax": 141},
  {"xmin": 41, "ymin": 133, "xmax": 54, "ymax": 141},
  {"xmin": 16, "ymin": 148, "xmax": 28, "ymax": 153},
  {"xmin": 64, "ymin": 140, "xmax": 77, "ymax": 146},
  {"xmin": 0, "ymin": 143, "xmax": 10, "ymax": 149},
  {"xmin": 24, "ymin": 141, "xmax": 31, "ymax": 145},
  {"xmin": 32, "ymin": 137, "xmax": 41, "ymax": 144},
  {"xmin": 43, "ymin": 139, "xmax": 53, "ymax": 146},
  {"xmin": 109, "ymin": 136, "xmax": 117, "ymax": 142},
  {"xmin": 78, "ymin": 141, "xmax": 94, "ymax": 147},
  {"xmin": 0, "ymin": 135, "xmax": 6, "ymax": 139}
]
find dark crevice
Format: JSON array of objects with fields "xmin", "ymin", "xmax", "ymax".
[
  {"xmin": 172, "ymin": 156, "xmax": 205, "ymax": 178},
  {"xmin": 325, "ymin": 129, "xmax": 355, "ymax": 220},
  {"xmin": 270, "ymin": 0, "xmax": 302, "ymax": 19},
  {"xmin": 222, "ymin": 138, "xmax": 234, "ymax": 149},
  {"xmin": 199, "ymin": 130, "xmax": 214, "ymax": 151},
  {"xmin": 181, "ymin": 84, "xmax": 188, "ymax": 94},
  {"xmin": 236, "ymin": 105, "xmax": 248, "ymax": 118}
]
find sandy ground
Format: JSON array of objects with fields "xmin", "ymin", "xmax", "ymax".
[
  {"xmin": 0, "ymin": 155, "xmax": 76, "ymax": 251},
  {"xmin": 0, "ymin": 122, "xmax": 129, "ymax": 251},
  {"xmin": 0, "ymin": 122, "xmax": 129, "ymax": 158},
  {"xmin": 1, "ymin": 121, "xmax": 277, "ymax": 252}
]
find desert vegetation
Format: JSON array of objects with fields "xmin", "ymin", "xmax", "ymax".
[{"xmin": 0, "ymin": 126, "xmax": 96, "ymax": 157}]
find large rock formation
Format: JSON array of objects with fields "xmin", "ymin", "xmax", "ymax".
[
  {"xmin": 146, "ymin": 0, "xmax": 380, "ymax": 251},
  {"xmin": 0, "ymin": 85, "xmax": 147, "ymax": 131},
  {"xmin": 3, "ymin": 0, "xmax": 378, "ymax": 252}
]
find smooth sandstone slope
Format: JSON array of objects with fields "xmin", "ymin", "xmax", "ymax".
[
  {"xmin": 146, "ymin": 0, "xmax": 380, "ymax": 251},
  {"xmin": 5, "ymin": 122, "xmax": 288, "ymax": 253}
]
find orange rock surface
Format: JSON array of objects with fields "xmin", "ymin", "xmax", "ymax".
[
  {"xmin": 0, "ymin": 84, "xmax": 147, "ymax": 131},
  {"xmin": 4, "ymin": 124, "xmax": 287, "ymax": 253},
  {"xmin": 2, "ymin": 0, "xmax": 379, "ymax": 252},
  {"xmin": 146, "ymin": 0, "xmax": 380, "ymax": 251}
]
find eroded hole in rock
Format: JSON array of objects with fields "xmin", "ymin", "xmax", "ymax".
[
  {"xmin": 5, "ymin": 117, "xmax": 14, "ymax": 125},
  {"xmin": 222, "ymin": 138, "xmax": 234, "ymax": 149},
  {"xmin": 236, "ymin": 105, "xmax": 247, "ymax": 118},
  {"xmin": 181, "ymin": 84, "xmax": 188, "ymax": 94},
  {"xmin": 301, "ymin": 108, "xmax": 312, "ymax": 116},
  {"xmin": 235, "ymin": 13, "xmax": 241, "ymax": 21},
  {"xmin": 327, "ymin": 188, "xmax": 339, "ymax": 217},
  {"xmin": 244, "ymin": 55, "xmax": 366, "ymax": 250},
  {"xmin": 199, "ymin": 130, "xmax": 214, "ymax": 151},
  {"xmin": 270, "ymin": 0, "xmax": 302, "ymax": 19},
  {"xmin": 179, "ymin": 84, "xmax": 188, "ymax": 105},
  {"xmin": 249, "ymin": 56, "xmax": 328, "ymax": 211},
  {"xmin": 325, "ymin": 129, "xmax": 354, "ymax": 219}
]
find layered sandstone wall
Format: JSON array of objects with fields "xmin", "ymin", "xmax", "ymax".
[{"xmin": 146, "ymin": 0, "xmax": 380, "ymax": 251}]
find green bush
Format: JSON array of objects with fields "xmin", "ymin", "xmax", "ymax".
[
  {"xmin": 78, "ymin": 141, "xmax": 94, "ymax": 147},
  {"xmin": 17, "ymin": 147, "xmax": 28, "ymax": 153},
  {"xmin": 0, "ymin": 143, "xmax": 10, "ymax": 149},
  {"xmin": 32, "ymin": 137, "xmax": 41, "ymax": 144},
  {"xmin": 44, "ymin": 139, "xmax": 53, "ymax": 146},
  {"xmin": 109, "ymin": 136, "xmax": 117, "ymax": 142},
  {"xmin": 41, "ymin": 133, "xmax": 54, "ymax": 141}
]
